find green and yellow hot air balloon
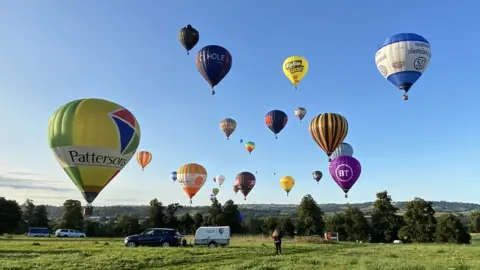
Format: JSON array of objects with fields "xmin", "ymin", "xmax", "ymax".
[{"xmin": 47, "ymin": 98, "xmax": 141, "ymax": 216}]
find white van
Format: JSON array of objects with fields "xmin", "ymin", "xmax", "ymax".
[{"xmin": 194, "ymin": 226, "xmax": 230, "ymax": 248}]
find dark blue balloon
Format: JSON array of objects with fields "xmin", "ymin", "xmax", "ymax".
[
  {"xmin": 196, "ymin": 45, "xmax": 232, "ymax": 95},
  {"xmin": 238, "ymin": 212, "xmax": 245, "ymax": 222},
  {"xmin": 265, "ymin": 110, "xmax": 288, "ymax": 139}
]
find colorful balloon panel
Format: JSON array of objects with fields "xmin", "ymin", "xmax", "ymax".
[
  {"xmin": 136, "ymin": 151, "xmax": 152, "ymax": 171},
  {"xmin": 329, "ymin": 156, "xmax": 361, "ymax": 198},
  {"xmin": 283, "ymin": 56, "xmax": 309, "ymax": 88},
  {"xmin": 47, "ymin": 98, "xmax": 141, "ymax": 204},
  {"xmin": 375, "ymin": 33, "xmax": 431, "ymax": 100},
  {"xmin": 177, "ymin": 163, "xmax": 207, "ymax": 203},
  {"xmin": 309, "ymin": 113, "xmax": 348, "ymax": 158}
]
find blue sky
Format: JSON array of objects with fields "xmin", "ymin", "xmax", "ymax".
[{"xmin": 0, "ymin": 1, "xmax": 478, "ymax": 206}]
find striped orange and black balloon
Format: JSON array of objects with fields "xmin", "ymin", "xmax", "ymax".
[
  {"xmin": 136, "ymin": 151, "xmax": 152, "ymax": 171},
  {"xmin": 309, "ymin": 113, "xmax": 348, "ymax": 160}
]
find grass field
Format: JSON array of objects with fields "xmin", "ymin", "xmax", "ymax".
[{"xmin": 1, "ymin": 234, "xmax": 480, "ymax": 270}]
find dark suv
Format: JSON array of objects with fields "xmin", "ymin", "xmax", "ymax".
[{"xmin": 124, "ymin": 228, "xmax": 182, "ymax": 248}]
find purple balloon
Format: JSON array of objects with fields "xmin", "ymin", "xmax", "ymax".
[{"xmin": 329, "ymin": 156, "xmax": 361, "ymax": 197}]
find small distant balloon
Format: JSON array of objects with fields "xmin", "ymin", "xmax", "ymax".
[
  {"xmin": 170, "ymin": 171, "xmax": 177, "ymax": 182},
  {"xmin": 235, "ymin": 172, "xmax": 256, "ymax": 200},
  {"xmin": 220, "ymin": 118, "xmax": 237, "ymax": 140},
  {"xmin": 312, "ymin": 171, "xmax": 323, "ymax": 183},
  {"xmin": 136, "ymin": 151, "xmax": 152, "ymax": 171},
  {"xmin": 240, "ymin": 139, "xmax": 243, "ymax": 144},
  {"xmin": 265, "ymin": 110, "xmax": 288, "ymax": 139},
  {"xmin": 215, "ymin": 175, "xmax": 225, "ymax": 187},
  {"xmin": 294, "ymin": 107, "xmax": 307, "ymax": 122},
  {"xmin": 212, "ymin": 188, "xmax": 219, "ymax": 196},
  {"xmin": 280, "ymin": 176, "xmax": 295, "ymax": 196},
  {"xmin": 245, "ymin": 141, "xmax": 255, "ymax": 155}
]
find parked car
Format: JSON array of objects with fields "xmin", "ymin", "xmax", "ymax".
[
  {"xmin": 124, "ymin": 228, "xmax": 182, "ymax": 248},
  {"xmin": 194, "ymin": 226, "xmax": 230, "ymax": 248},
  {"xmin": 55, "ymin": 229, "xmax": 86, "ymax": 238},
  {"xmin": 27, "ymin": 227, "xmax": 50, "ymax": 237}
]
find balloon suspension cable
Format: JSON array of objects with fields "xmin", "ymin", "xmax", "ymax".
[
  {"xmin": 402, "ymin": 93, "xmax": 408, "ymax": 101},
  {"xmin": 142, "ymin": 168, "xmax": 144, "ymax": 171}
]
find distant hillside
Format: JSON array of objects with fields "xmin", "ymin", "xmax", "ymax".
[{"xmin": 44, "ymin": 200, "xmax": 480, "ymax": 220}]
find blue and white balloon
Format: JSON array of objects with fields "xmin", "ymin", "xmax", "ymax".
[
  {"xmin": 170, "ymin": 171, "xmax": 177, "ymax": 182},
  {"xmin": 375, "ymin": 33, "xmax": 431, "ymax": 100},
  {"xmin": 330, "ymin": 142, "xmax": 354, "ymax": 160}
]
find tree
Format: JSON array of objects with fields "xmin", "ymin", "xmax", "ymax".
[
  {"xmin": 22, "ymin": 199, "xmax": 36, "ymax": 226},
  {"xmin": 193, "ymin": 212, "xmax": 204, "ymax": 230},
  {"xmin": 208, "ymin": 198, "xmax": 224, "ymax": 225},
  {"xmin": 84, "ymin": 220, "xmax": 104, "ymax": 237},
  {"xmin": 148, "ymin": 199, "xmax": 165, "ymax": 228},
  {"xmin": 115, "ymin": 214, "xmax": 142, "ymax": 236},
  {"xmin": 221, "ymin": 200, "xmax": 242, "ymax": 234},
  {"xmin": 164, "ymin": 203, "xmax": 181, "ymax": 228},
  {"xmin": 278, "ymin": 217, "xmax": 295, "ymax": 237},
  {"xmin": 470, "ymin": 211, "xmax": 480, "ymax": 233},
  {"xmin": 398, "ymin": 198, "xmax": 436, "ymax": 243},
  {"xmin": 32, "ymin": 205, "xmax": 49, "ymax": 227},
  {"xmin": 244, "ymin": 218, "xmax": 263, "ymax": 234},
  {"xmin": 296, "ymin": 194, "xmax": 325, "ymax": 236},
  {"xmin": 59, "ymin": 200, "xmax": 84, "ymax": 231},
  {"xmin": 261, "ymin": 216, "xmax": 279, "ymax": 235},
  {"xmin": 370, "ymin": 191, "xmax": 402, "ymax": 243},
  {"xmin": 436, "ymin": 213, "xmax": 471, "ymax": 244},
  {"xmin": 0, "ymin": 197, "xmax": 23, "ymax": 234},
  {"xmin": 180, "ymin": 213, "xmax": 195, "ymax": 234},
  {"xmin": 343, "ymin": 207, "xmax": 370, "ymax": 242},
  {"xmin": 325, "ymin": 213, "xmax": 347, "ymax": 241}
]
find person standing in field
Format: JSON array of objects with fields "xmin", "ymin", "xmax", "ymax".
[{"xmin": 272, "ymin": 229, "xmax": 283, "ymax": 256}]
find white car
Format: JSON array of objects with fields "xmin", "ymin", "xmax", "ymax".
[
  {"xmin": 194, "ymin": 226, "xmax": 230, "ymax": 248},
  {"xmin": 55, "ymin": 229, "xmax": 86, "ymax": 238}
]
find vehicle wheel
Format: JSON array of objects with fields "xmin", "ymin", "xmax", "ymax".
[
  {"xmin": 126, "ymin": 241, "xmax": 137, "ymax": 248},
  {"xmin": 80, "ymin": 235, "xmax": 85, "ymax": 238},
  {"xmin": 208, "ymin": 242, "xmax": 217, "ymax": 248},
  {"xmin": 161, "ymin": 242, "xmax": 171, "ymax": 247},
  {"xmin": 62, "ymin": 235, "xmax": 68, "ymax": 238}
]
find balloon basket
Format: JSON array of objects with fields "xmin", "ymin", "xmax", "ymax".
[
  {"xmin": 84, "ymin": 205, "xmax": 93, "ymax": 216},
  {"xmin": 189, "ymin": 200, "xmax": 192, "ymax": 204},
  {"xmin": 187, "ymin": 51, "xmax": 190, "ymax": 55},
  {"xmin": 344, "ymin": 194, "xmax": 348, "ymax": 198},
  {"xmin": 211, "ymin": 90, "xmax": 215, "ymax": 95},
  {"xmin": 244, "ymin": 197, "xmax": 246, "ymax": 201}
]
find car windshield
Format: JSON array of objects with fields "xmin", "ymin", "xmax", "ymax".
[{"xmin": 143, "ymin": 230, "xmax": 154, "ymax": 235}]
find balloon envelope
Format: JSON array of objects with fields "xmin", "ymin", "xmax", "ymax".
[
  {"xmin": 136, "ymin": 151, "xmax": 152, "ymax": 170},
  {"xmin": 47, "ymin": 98, "xmax": 141, "ymax": 204},
  {"xmin": 177, "ymin": 163, "xmax": 207, "ymax": 203},
  {"xmin": 329, "ymin": 156, "xmax": 361, "ymax": 196},
  {"xmin": 309, "ymin": 113, "xmax": 348, "ymax": 158},
  {"xmin": 215, "ymin": 175, "xmax": 225, "ymax": 187},
  {"xmin": 179, "ymin": 24, "xmax": 199, "ymax": 54},
  {"xmin": 375, "ymin": 33, "xmax": 431, "ymax": 99},
  {"xmin": 170, "ymin": 171, "xmax": 177, "ymax": 182},
  {"xmin": 265, "ymin": 110, "xmax": 288, "ymax": 138},
  {"xmin": 294, "ymin": 107, "xmax": 307, "ymax": 121},
  {"xmin": 283, "ymin": 56, "xmax": 309, "ymax": 88},
  {"xmin": 212, "ymin": 188, "xmax": 219, "ymax": 196},
  {"xmin": 312, "ymin": 171, "xmax": 323, "ymax": 182},
  {"xmin": 245, "ymin": 141, "xmax": 255, "ymax": 154},
  {"xmin": 220, "ymin": 118, "xmax": 237, "ymax": 140},
  {"xmin": 235, "ymin": 172, "xmax": 256, "ymax": 199},
  {"xmin": 331, "ymin": 143, "xmax": 354, "ymax": 160},
  {"xmin": 196, "ymin": 45, "xmax": 232, "ymax": 95},
  {"xmin": 280, "ymin": 176, "xmax": 295, "ymax": 195}
]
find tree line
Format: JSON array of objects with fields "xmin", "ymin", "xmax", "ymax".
[{"xmin": 1, "ymin": 191, "xmax": 479, "ymax": 244}]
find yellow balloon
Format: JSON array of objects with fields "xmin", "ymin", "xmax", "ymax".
[
  {"xmin": 280, "ymin": 176, "xmax": 295, "ymax": 196},
  {"xmin": 283, "ymin": 56, "xmax": 309, "ymax": 88},
  {"xmin": 47, "ymin": 98, "xmax": 141, "ymax": 206}
]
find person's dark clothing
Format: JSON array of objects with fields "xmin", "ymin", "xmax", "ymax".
[{"xmin": 273, "ymin": 235, "xmax": 282, "ymax": 255}]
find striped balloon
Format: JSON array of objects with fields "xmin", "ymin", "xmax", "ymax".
[
  {"xmin": 309, "ymin": 113, "xmax": 348, "ymax": 161},
  {"xmin": 220, "ymin": 118, "xmax": 237, "ymax": 140},
  {"xmin": 136, "ymin": 151, "xmax": 152, "ymax": 171},
  {"xmin": 177, "ymin": 163, "xmax": 207, "ymax": 204}
]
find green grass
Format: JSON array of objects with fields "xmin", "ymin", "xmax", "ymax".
[{"xmin": 1, "ymin": 235, "xmax": 480, "ymax": 270}]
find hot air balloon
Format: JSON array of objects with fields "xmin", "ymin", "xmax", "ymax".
[
  {"xmin": 179, "ymin": 24, "xmax": 199, "ymax": 55},
  {"xmin": 220, "ymin": 118, "xmax": 237, "ymax": 140},
  {"xmin": 196, "ymin": 45, "xmax": 232, "ymax": 95},
  {"xmin": 213, "ymin": 176, "xmax": 216, "ymax": 183},
  {"xmin": 240, "ymin": 139, "xmax": 243, "ymax": 144},
  {"xmin": 280, "ymin": 176, "xmax": 295, "ymax": 196},
  {"xmin": 294, "ymin": 107, "xmax": 307, "ymax": 122},
  {"xmin": 283, "ymin": 56, "xmax": 309, "ymax": 89},
  {"xmin": 331, "ymin": 143, "xmax": 354, "ymax": 160},
  {"xmin": 170, "ymin": 171, "xmax": 177, "ymax": 182},
  {"xmin": 233, "ymin": 185, "xmax": 240, "ymax": 194},
  {"xmin": 136, "ymin": 151, "xmax": 152, "ymax": 171},
  {"xmin": 210, "ymin": 193, "xmax": 215, "ymax": 201},
  {"xmin": 47, "ymin": 98, "xmax": 141, "ymax": 216},
  {"xmin": 212, "ymin": 188, "xmax": 219, "ymax": 197},
  {"xmin": 309, "ymin": 113, "xmax": 348, "ymax": 161},
  {"xmin": 265, "ymin": 110, "xmax": 288, "ymax": 139},
  {"xmin": 329, "ymin": 156, "xmax": 361, "ymax": 198},
  {"xmin": 312, "ymin": 171, "xmax": 323, "ymax": 183},
  {"xmin": 177, "ymin": 163, "xmax": 207, "ymax": 204},
  {"xmin": 245, "ymin": 141, "xmax": 255, "ymax": 155},
  {"xmin": 235, "ymin": 172, "xmax": 256, "ymax": 200},
  {"xmin": 375, "ymin": 33, "xmax": 431, "ymax": 100},
  {"xmin": 215, "ymin": 175, "xmax": 225, "ymax": 187}
]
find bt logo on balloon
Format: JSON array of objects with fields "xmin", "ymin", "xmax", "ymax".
[{"xmin": 335, "ymin": 164, "xmax": 353, "ymax": 182}]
